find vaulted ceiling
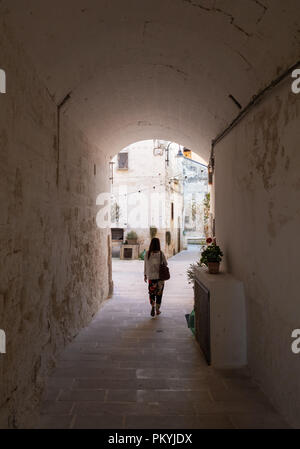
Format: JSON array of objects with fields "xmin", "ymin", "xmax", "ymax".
[{"xmin": 2, "ymin": 0, "xmax": 300, "ymax": 160}]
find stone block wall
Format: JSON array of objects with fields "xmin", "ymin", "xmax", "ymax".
[{"xmin": 0, "ymin": 20, "xmax": 111, "ymax": 428}]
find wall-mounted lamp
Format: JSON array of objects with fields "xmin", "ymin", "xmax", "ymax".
[{"xmin": 176, "ymin": 148, "xmax": 184, "ymax": 158}]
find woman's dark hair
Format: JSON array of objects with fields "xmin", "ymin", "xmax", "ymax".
[{"xmin": 148, "ymin": 237, "xmax": 161, "ymax": 258}]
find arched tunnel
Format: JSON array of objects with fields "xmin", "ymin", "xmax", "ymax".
[{"xmin": 0, "ymin": 0, "xmax": 300, "ymax": 429}]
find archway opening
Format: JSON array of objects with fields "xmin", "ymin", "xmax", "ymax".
[{"xmin": 109, "ymin": 139, "xmax": 209, "ymax": 266}]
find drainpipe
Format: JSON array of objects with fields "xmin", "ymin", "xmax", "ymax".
[{"xmin": 56, "ymin": 92, "xmax": 72, "ymax": 186}]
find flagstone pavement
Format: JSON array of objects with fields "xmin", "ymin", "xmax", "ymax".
[{"xmin": 37, "ymin": 248, "xmax": 289, "ymax": 429}]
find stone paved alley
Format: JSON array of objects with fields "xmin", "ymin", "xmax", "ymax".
[{"xmin": 37, "ymin": 249, "xmax": 289, "ymax": 429}]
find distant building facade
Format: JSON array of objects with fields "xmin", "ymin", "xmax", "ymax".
[
  {"xmin": 182, "ymin": 157, "xmax": 209, "ymax": 243},
  {"xmin": 110, "ymin": 140, "xmax": 185, "ymax": 258},
  {"xmin": 110, "ymin": 140, "xmax": 208, "ymax": 257}
]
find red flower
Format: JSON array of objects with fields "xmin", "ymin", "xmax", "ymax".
[{"xmin": 206, "ymin": 237, "xmax": 213, "ymax": 244}]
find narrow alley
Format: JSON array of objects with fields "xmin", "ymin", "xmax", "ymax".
[
  {"xmin": 37, "ymin": 250, "xmax": 288, "ymax": 429},
  {"xmin": 1, "ymin": 0, "xmax": 300, "ymax": 431}
]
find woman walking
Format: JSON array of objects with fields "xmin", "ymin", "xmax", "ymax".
[{"xmin": 144, "ymin": 237, "xmax": 168, "ymax": 317}]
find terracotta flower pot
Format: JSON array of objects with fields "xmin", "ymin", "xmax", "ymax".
[
  {"xmin": 207, "ymin": 262, "xmax": 220, "ymax": 274},
  {"xmin": 127, "ymin": 239, "xmax": 137, "ymax": 245}
]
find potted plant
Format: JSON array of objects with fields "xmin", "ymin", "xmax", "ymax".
[
  {"xmin": 187, "ymin": 259, "xmax": 201, "ymax": 284},
  {"xmin": 139, "ymin": 249, "xmax": 146, "ymax": 260},
  {"xmin": 126, "ymin": 230, "xmax": 138, "ymax": 245},
  {"xmin": 200, "ymin": 237, "xmax": 223, "ymax": 274}
]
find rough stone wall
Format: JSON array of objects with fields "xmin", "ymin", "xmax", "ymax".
[
  {"xmin": 215, "ymin": 79, "xmax": 300, "ymax": 428},
  {"xmin": 0, "ymin": 20, "xmax": 111, "ymax": 428}
]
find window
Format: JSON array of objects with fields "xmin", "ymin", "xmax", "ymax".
[
  {"xmin": 111, "ymin": 228, "xmax": 124, "ymax": 241},
  {"xmin": 171, "ymin": 202, "xmax": 174, "ymax": 221},
  {"xmin": 117, "ymin": 152, "xmax": 128, "ymax": 170},
  {"xmin": 124, "ymin": 248, "xmax": 133, "ymax": 259},
  {"xmin": 166, "ymin": 231, "xmax": 171, "ymax": 246}
]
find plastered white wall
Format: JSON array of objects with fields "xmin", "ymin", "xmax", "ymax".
[{"xmin": 215, "ymin": 79, "xmax": 300, "ymax": 428}]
